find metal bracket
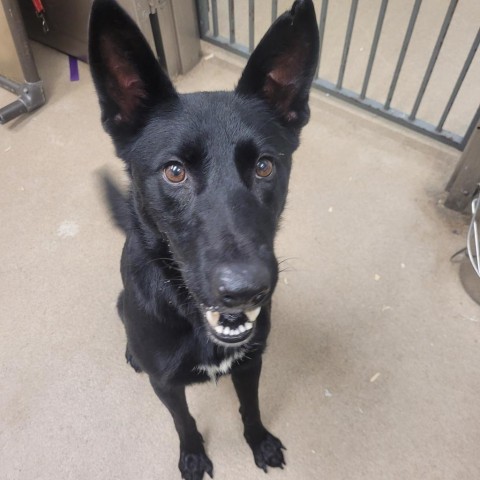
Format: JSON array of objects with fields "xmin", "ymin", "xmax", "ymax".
[{"xmin": 0, "ymin": 75, "xmax": 45, "ymax": 124}]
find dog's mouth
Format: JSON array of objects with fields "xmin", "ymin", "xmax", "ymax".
[{"xmin": 203, "ymin": 308, "xmax": 260, "ymax": 346}]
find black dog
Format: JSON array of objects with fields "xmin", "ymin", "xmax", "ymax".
[{"xmin": 89, "ymin": 1, "xmax": 318, "ymax": 478}]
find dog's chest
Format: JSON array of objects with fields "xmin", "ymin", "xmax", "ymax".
[{"xmin": 194, "ymin": 350, "xmax": 246, "ymax": 382}]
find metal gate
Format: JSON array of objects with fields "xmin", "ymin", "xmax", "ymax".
[{"xmin": 196, "ymin": 0, "xmax": 480, "ymax": 151}]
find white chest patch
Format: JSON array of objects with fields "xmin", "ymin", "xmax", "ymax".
[{"xmin": 194, "ymin": 350, "xmax": 246, "ymax": 382}]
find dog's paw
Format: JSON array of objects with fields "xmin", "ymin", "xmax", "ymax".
[
  {"xmin": 249, "ymin": 431, "xmax": 286, "ymax": 473},
  {"xmin": 179, "ymin": 451, "xmax": 213, "ymax": 480}
]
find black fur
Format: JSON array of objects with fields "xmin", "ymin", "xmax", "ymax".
[{"xmin": 89, "ymin": 1, "xmax": 318, "ymax": 478}]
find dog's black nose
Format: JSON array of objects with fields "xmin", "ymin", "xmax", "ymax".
[{"xmin": 213, "ymin": 263, "xmax": 271, "ymax": 309}]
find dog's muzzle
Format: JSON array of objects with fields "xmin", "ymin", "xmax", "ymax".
[{"xmin": 203, "ymin": 307, "xmax": 260, "ymax": 345}]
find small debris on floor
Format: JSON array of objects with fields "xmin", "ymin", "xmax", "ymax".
[
  {"xmin": 57, "ymin": 220, "xmax": 80, "ymax": 239},
  {"xmin": 324, "ymin": 388, "xmax": 333, "ymax": 397},
  {"xmin": 374, "ymin": 274, "xmax": 381, "ymax": 281},
  {"xmin": 370, "ymin": 372, "xmax": 381, "ymax": 383}
]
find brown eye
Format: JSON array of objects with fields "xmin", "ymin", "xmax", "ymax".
[
  {"xmin": 255, "ymin": 157, "xmax": 274, "ymax": 178},
  {"xmin": 163, "ymin": 162, "xmax": 186, "ymax": 183}
]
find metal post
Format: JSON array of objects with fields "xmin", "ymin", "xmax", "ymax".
[
  {"xmin": 409, "ymin": 0, "xmax": 458, "ymax": 121},
  {"xmin": 271, "ymin": 0, "xmax": 277, "ymax": 23},
  {"xmin": 316, "ymin": 0, "xmax": 329, "ymax": 78},
  {"xmin": 149, "ymin": 6, "xmax": 168, "ymax": 70},
  {"xmin": 196, "ymin": 0, "xmax": 209, "ymax": 37},
  {"xmin": 228, "ymin": 0, "xmax": 235, "ymax": 44},
  {"xmin": 1, "ymin": 0, "xmax": 40, "ymax": 83},
  {"xmin": 0, "ymin": 0, "xmax": 45, "ymax": 124},
  {"xmin": 384, "ymin": 0, "xmax": 422, "ymax": 110},
  {"xmin": 337, "ymin": 0, "xmax": 358, "ymax": 90},
  {"xmin": 211, "ymin": 0, "xmax": 219, "ymax": 37},
  {"xmin": 437, "ymin": 27, "xmax": 480, "ymax": 133},
  {"xmin": 360, "ymin": 0, "xmax": 388, "ymax": 100},
  {"xmin": 446, "ymin": 116, "xmax": 480, "ymax": 211},
  {"xmin": 248, "ymin": 0, "xmax": 254, "ymax": 52}
]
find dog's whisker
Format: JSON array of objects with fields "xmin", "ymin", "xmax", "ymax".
[{"xmin": 277, "ymin": 257, "xmax": 299, "ymax": 265}]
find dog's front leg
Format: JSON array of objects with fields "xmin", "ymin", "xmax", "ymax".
[
  {"xmin": 231, "ymin": 357, "xmax": 286, "ymax": 472},
  {"xmin": 150, "ymin": 378, "xmax": 213, "ymax": 480}
]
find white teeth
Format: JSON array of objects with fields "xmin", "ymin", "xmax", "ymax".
[
  {"xmin": 213, "ymin": 325, "xmax": 252, "ymax": 336},
  {"xmin": 209, "ymin": 311, "xmax": 256, "ymax": 338},
  {"xmin": 246, "ymin": 307, "xmax": 261, "ymax": 323},
  {"xmin": 206, "ymin": 310, "xmax": 220, "ymax": 327}
]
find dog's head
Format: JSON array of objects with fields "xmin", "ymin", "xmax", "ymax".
[{"xmin": 89, "ymin": 0, "xmax": 319, "ymax": 347}]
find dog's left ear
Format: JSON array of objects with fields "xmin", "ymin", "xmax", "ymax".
[{"xmin": 236, "ymin": 0, "xmax": 319, "ymax": 129}]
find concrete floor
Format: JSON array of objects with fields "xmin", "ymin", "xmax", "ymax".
[{"xmin": 1, "ymin": 41, "xmax": 480, "ymax": 480}]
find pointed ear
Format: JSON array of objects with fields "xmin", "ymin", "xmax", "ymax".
[
  {"xmin": 236, "ymin": 0, "xmax": 319, "ymax": 129},
  {"xmin": 88, "ymin": 0, "xmax": 177, "ymax": 140}
]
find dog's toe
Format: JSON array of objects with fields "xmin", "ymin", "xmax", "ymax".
[{"xmin": 179, "ymin": 451, "xmax": 213, "ymax": 480}]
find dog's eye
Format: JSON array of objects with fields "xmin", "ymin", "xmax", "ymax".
[
  {"xmin": 163, "ymin": 162, "xmax": 187, "ymax": 184},
  {"xmin": 255, "ymin": 157, "xmax": 274, "ymax": 178}
]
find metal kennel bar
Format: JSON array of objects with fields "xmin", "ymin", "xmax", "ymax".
[
  {"xmin": 336, "ymin": 0, "xmax": 358, "ymax": 90},
  {"xmin": 383, "ymin": 0, "xmax": 422, "ymax": 110},
  {"xmin": 436, "ymin": 28, "xmax": 480, "ymax": 133},
  {"xmin": 0, "ymin": 0, "xmax": 45, "ymax": 124},
  {"xmin": 360, "ymin": 0, "xmax": 388, "ymax": 100},
  {"xmin": 271, "ymin": 0, "xmax": 277, "ymax": 24},
  {"xmin": 316, "ymin": 0, "xmax": 328, "ymax": 78},
  {"xmin": 408, "ymin": 0, "xmax": 458, "ymax": 121},
  {"xmin": 196, "ymin": 0, "xmax": 480, "ymax": 151},
  {"xmin": 228, "ymin": 0, "xmax": 235, "ymax": 44},
  {"xmin": 248, "ymin": 0, "xmax": 254, "ymax": 52}
]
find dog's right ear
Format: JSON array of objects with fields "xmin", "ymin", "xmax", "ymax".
[{"xmin": 88, "ymin": 0, "xmax": 177, "ymax": 142}]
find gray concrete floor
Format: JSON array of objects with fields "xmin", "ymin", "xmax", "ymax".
[{"xmin": 1, "ymin": 41, "xmax": 479, "ymax": 480}]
